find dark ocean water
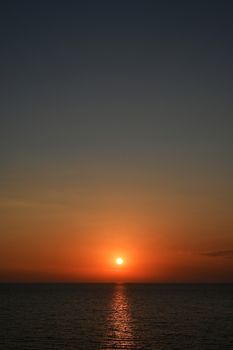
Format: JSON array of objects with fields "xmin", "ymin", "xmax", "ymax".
[{"xmin": 0, "ymin": 284, "xmax": 233, "ymax": 350}]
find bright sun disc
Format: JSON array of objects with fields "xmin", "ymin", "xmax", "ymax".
[{"xmin": 116, "ymin": 257, "xmax": 124, "ymax": 265}]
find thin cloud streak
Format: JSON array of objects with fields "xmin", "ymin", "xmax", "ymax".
[{"xmin": 201, "ymin": 250, "xmax": 233, "ymax": 258}]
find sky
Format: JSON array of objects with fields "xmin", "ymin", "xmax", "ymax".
[{"xmin": 0, "ymin": 0, "xmax": 233, "ymax": 282}]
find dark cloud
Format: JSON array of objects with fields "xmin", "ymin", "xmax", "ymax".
[{"xmin": 202, "ymin": 250, "xmax": 233, "ymax": 258}]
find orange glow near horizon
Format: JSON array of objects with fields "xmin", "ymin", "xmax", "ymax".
[
  {"xmin": 0, "ymin": 163, "xmax": 233, "ymax": 283},
  {"xmin": 1, "ymin": 221, "xmax": 233, "ymax": 283}
]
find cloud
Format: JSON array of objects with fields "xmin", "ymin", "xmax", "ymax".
[
  {"xmin": 201, "ymin": 250, "xmax": 233, "ymax": 258},
  {"xmin": 0, "ymin": 199, "xmax": 32, "ymax": 208}
]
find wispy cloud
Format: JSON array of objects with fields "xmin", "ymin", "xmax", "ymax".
[
  {"xmin": 201, "ymin": 250, "xmax": 233, "ymax": 258},
  {"xmin": 0, "ymin": 199, "xmax": 33, "ymax": 208}
]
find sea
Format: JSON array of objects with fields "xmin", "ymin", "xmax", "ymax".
[{"xmin": 0, "ymin": 283, "xmax": 232, "ymax": 349}]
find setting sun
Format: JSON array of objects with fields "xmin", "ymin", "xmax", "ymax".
[{"xmin": 116, "ymin": 257, "xmax": 124, "ymax": 265}]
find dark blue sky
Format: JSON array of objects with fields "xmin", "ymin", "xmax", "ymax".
[{"xmin": 1, "ymin": 0, "xmax": 233, "ymax": 160}]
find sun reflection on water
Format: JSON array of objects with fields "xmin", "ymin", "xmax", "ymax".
[{"xmin": 102, "ymin": 284, "xmax": 135, "ymax": 349}]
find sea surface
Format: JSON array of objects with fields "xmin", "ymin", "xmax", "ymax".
[{"xmin": 0, "ymin": 283, "xmax": 233, "ymax": 349}]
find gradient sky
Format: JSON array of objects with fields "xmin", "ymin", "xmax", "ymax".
[{"xmin": 0, "ymin": 0, "xmax": 233, "ymax": 282}]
